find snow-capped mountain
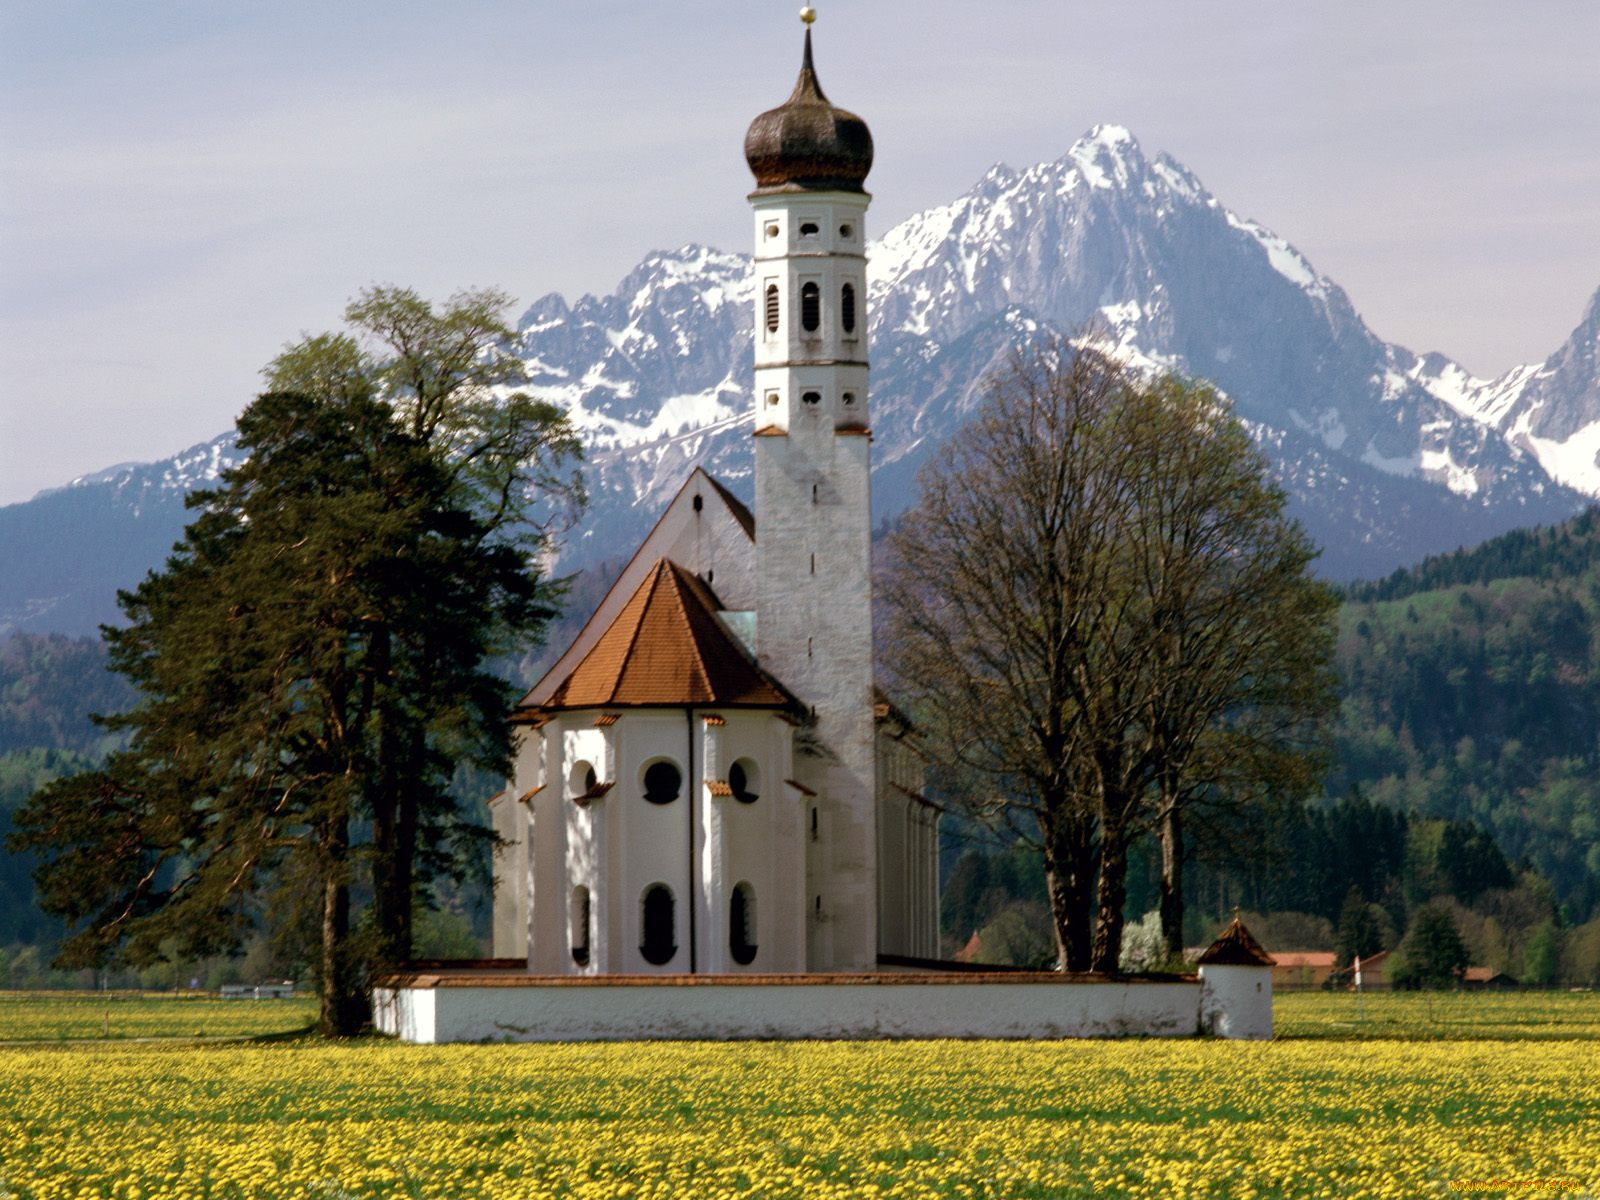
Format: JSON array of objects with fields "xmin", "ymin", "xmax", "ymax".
[{"xmin": 5, "ymin": 126, "xmax": 1597, "ymax": 636}]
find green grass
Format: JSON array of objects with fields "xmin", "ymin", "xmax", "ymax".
[
  {"xmin": 0, "ymin": 989, "xmax": 317, "ymax": 1042},
  {"xmin": 1273, "ymin": 988, "xmax": 1600, "ymax": 1040}
]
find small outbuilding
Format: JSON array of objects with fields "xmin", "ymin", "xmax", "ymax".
[{"xmin": 1197, "ymin": 917, "xmax": 1276, "ymax": 1040}]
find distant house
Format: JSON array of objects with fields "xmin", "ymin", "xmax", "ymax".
[
  {"xmin": 1271, "ymin": 952, "xmax": 1336, "ymax": 990},
  {"xmin": 1328, "ymin": 950, "xmax": 1392, "ymax": 991},
  {"xmin": 1463, "ymin": 967, "xmax": 1520, "ymax": 990}
]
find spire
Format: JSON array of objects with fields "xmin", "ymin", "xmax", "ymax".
[{"xmin": 743, "ymin": 11, "xmax": 873, "ymax": 195}]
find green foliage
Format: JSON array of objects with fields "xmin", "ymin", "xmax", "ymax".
[
  {"xmin": 939, "ymin": 846, "xmax": 1045, "ymax": 946},
  {"xmin": 9, "ymin": 286, "xmax": 583, "ymax": 1035},
  {"xmin": 0, "ymin": 748, "xmax": 96, "ymax": 945},
  {"xmin": 1403, "ymin": 818, "xmax": 1513, "ymax": 907},
  {"xmin": 1332, "ymin": 512, "xmax": 1600, "ymax": 920},
  {"xmin": 1347, "ymin": 507, "xmax": 1600, "ymax": 603},
  {"xmin": 410, "ymin": 905, "xmax": 483, "ymax": 960},
  {"xmin": 1391, "ymin": 904, "xmax": 1469, "ymax": 990},
  {"xmin": 1334, "ymin": 887, "xmax": 1391, "ymax": 967},
  {"xmin": 1559, "ymin": 917, "xmax": 1600, "ymax": 987},
  {"xmin": 0, "ymin": 634, "xmax": 133, "ymax": 756},
  {"xmin": 1521, "ymin": 920, "xmax": 1562, "ymax": 986}
]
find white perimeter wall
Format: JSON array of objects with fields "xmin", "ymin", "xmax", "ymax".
[{"xmin": 373, "ymin": 977, "xmax": 1202, "ymax": 1045}]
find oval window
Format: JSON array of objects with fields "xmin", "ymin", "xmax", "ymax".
[
  {"xmin": 800, "ymin": 282, "xmax": 820, "ymax": 333},
  {"xmin": 841, "ymin": 283, "xmax": 857, "ymax": 334},
  {"xmin": 641, "ymin": 884, "xmax": 677, "ymax": 965},
  {"xmin": 643, "ymin": 759, "xmax": 682, "ymax": 805},
  {"xmin": 764, "ymin": 283, "xmax": 779, "ymax": 334}
]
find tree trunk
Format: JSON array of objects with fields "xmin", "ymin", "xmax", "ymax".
[
  {"xmin": 318, "ymin": 816, "xmax": 366, "ymax": 1037},
  {"xmin": 1091, "ymin": 823, "xmax": 1130, "ymax": 974},
  {"xmin": 1159, "ymin": 800, "xmax": 1184, "ymax": 960},
  {"xmin": 1041, "ymin": 804, "xmax": 1096, "ymax": 971}
]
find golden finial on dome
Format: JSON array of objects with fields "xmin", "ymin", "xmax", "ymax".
[{"xmin": 800, "ymin": 6, "xmax": 817, "ymax": 26}]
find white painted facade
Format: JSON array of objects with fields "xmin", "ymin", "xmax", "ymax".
[
  {"xmin": 487, "ymin": 31, "xmax": 940, "ymax": 976},
  {"xmin": 752, "ymin": 184, "xmax": 880, "ymax": 972},
  {"xmin": 1198, "ymin": 963, "xmax": 1274, "ymax": 1040},
  {"xmin": 374, "ymin": 974, "xmax": 1204, "ymax": 1044}
]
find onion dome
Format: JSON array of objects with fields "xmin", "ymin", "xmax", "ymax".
[{"xmin": 744, "ymin": 26, "xmax": 873, "ymax": 195}]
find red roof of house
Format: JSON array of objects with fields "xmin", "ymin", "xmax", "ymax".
[
  {"xmin": 1271, "ymin": 952, "xmax": 1336, "ymax": 969},
  {"xmin": 521, "ymin": 559, "xmax": 793, "ymax": 713}
]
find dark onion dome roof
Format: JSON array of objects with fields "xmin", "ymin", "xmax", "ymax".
[{"xmin": 744, "ymin": 29, "xmax": 873, "ymax": 195}]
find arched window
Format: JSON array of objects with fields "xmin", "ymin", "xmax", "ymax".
[
  {"xmin": 570, "ymin": 885, "xmax": 591, "ymax": 967},
  {"xmin": 641, "ymin": 884, "xmax": 677, "ymax": 965},
  {"xmin": 643, "ymin": 759, "xmax": 682, "ymax": 805},
  {"xmin": 764, "ymin": 283, "xmax": 779, "ymax": 334},
  {"xmin": 800, "ymin": 282, "xmax": 820, "ymax": 333},
  {"xmin": 729, "ymin": 758, "xmax": 760, "ymax": 804},
  {"xmin": 730, "ymin": 881, "xmax": 757, "ymax": 966},
  {"xmin": 841, "ymin": 283, "xmax": 857, "ymax": 334},
  {"xmin": 568, "ymin": 760, "xmax": 597, "ymax": 800}
]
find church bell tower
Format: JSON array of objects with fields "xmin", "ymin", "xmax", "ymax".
[{"xmin": 744, "ymin": 8, "xmax": 878, "ymax": 971}]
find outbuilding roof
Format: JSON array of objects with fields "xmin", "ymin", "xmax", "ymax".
[
  {"xmin": 518, "ymin": 558, "xmax": 793, "ymax": 714},
  {"xmin": 1197, "ymin": 917, "xmax": 1276, "ymax": 967}
]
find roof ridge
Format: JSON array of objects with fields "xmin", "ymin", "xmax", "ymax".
[
  {"xmin": 612, "ymin": 560, "xmax": 671, "ymax": 704},
  {"xmin": 663, "ymin": 561, "xmax": 716, "ymax": 699}
]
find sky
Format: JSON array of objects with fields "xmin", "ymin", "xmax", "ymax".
[{"xmin": 2, "ymin": 1, "xmax": 1597, "ymax": 508}]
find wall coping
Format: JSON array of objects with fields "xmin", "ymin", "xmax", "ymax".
[{"xmin": 375, "ymin": 969, "xmax": 1200, "ymax": 991}]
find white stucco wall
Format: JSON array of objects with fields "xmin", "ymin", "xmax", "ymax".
[
  {"xmin": 375, "ymin": 975, "xmax": 1203, "ymax": 1044},
  {"xmin": 752, "ymin": 186, "xmax": 879, "ymax": 976},
  {"xmin": 510, "ymin": 707, "xmax": 803, "ymax": 980},
  {"xmin": 1198, "ymin": 964, "xmax": 1273, "ymax": 1040}
]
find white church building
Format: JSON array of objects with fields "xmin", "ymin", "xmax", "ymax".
[
  {"xmin": 487, "ymin": 14, "xmax": 941, "ymax": 978},
  {"xmin": 377, "ymin": 14, "xmax": 1274, "ymax": 1043}
]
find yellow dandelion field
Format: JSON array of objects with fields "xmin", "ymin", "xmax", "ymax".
[{"xmin": 0, "ymin": 993, "xmax": 1597, "ymax": 1199}]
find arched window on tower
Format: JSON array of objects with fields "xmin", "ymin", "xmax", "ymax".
[
  {"xmin": 841, "ymin": 283, "xmax": 857, "ymax": 335},
  {"xmin": 800, "ymin": 282, "xmax": 820, "ymax": 333},
  {"xmin": 730, "ymin": 881, "xmax": 758, "ymax": 965},
  {"xmin": 640, "ymin": 884, "xmax": 677, "ymax": 965},
  {"xmin": 764, "ymin": 283, "xmax": 780, "ymax": 334}
]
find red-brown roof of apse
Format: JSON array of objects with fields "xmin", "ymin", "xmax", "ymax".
[{"xmin": 519, "ymin": 559, "xmax": 794, "ymax": 714}]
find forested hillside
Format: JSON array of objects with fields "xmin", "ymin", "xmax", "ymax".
[{"xmin": 1331, "ymin": 523, "xmax": 1600, "ymax": 918}]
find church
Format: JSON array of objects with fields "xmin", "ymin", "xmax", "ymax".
[{"xmin": 487, "ymin": 11, "xmax": 942, "ymax": 977}]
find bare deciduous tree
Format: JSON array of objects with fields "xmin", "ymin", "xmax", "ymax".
[{"xmin": 883, "ymin": 338, "xmax": 1336, "ymax": 972}]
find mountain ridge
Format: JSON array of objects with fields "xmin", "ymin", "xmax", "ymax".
[{"xmin": 5, "ymin": 125, "xmax": 1598, "ymax": 635}]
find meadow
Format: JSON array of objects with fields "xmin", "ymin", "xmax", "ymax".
[{"xmin": 0, "ymin": 991, "xmax": 1595, "ymax": 1199}]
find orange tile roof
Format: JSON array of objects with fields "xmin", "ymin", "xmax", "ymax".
[
  {"xmin": 530, "ymin": 559, "xmax": 794, "ymax": 712},
  {"xmin": 1271, "ymin": 952, "xmax": 1336, "ymax": 969}
]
